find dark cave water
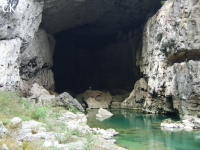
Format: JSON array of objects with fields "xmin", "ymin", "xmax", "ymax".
[{"xmin": 86, "ymin": 109, "xmax": 200, "ymax": 150}]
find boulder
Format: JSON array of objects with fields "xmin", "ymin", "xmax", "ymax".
[
  {"xmin": 36, "ymin": 95, "xmax": 56, "ymax": 106},
  {"xmin": 83, "ymin": 90, "xmax": 112, "ymax": 109},
  {"xmin": 10, "ymin": 117, "xmax": 22, "ymax": 129},
  {"xmin": 193, "ymin": 117, "xmax": 200, "ymax": 128},
  {"xmin": 86, "ymin": 98, "xmax": 109, "ymax": 109},
  {"xmin": 92, "ymin": 128, "xmax": 118, "ymax": 139},
  {"xmin": 27, "ymin": 83, "xmax": 57, "ymax": 106},
  {"xmin": 57, "ymin": 111, "xmax": 87, "ymax": 129},
  {"xmin": 1, "ymin": 144, "xmax": 9, "ymax": 150},
  {"xmin": 56, "ymin": 92, "xmax": 85, "ymax": 112},
  {"xmin": 96, "ymin": 108, "xmax": 113, "ymax": 118},
  {"xmin": 28, "ymin": 83, "xmax": 50, "ymax": 97},
  {"xmin": 160, "ymin": 118, "xmax": 198, "ymax": 132},
  {"xmin": 122, "ymin": 78, "xmax": 147, "ymax": 110},
  {"xmin": 0, "ymin": 122, "xmax": 8, "ymax": 138}
]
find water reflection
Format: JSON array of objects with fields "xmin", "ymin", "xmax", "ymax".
[{"xmin": 87, "ymin": 109, "xmax": 200, "ymax": 150}]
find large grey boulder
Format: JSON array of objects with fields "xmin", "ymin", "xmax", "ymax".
[
  {"xmin": 27, "ymin": 83, "xmax": 55, "ymax": 106},
  {"xmin": 82, "ymin": 90, "xmax": 112, "ymax": 109},
  {"xmin": 28, "ymin": 83, "xmax": 50, "ymax": 97},
  {"xmin": 96, "ymin": 108, "xmax": 113, "ymax": 118},
  {"xmin": 122, "ymin": 78, "xmax": 147, "ymax": 110},
  {"xmin": 56, "ymin": 92, "xmax": 85, "ymax": 112}
]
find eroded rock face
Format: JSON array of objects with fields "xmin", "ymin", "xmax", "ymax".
[
  {"xmin": 20, "ymin": 28, "xmax": 55, "ymax": 93},
  {"xmin": 42, "ymin": 0, "xmax": 161, "ymax": 35},
  {"xmin": 0, "ymin": 0, "xmax": 44, "ymax": 41},
  {"xmin": 122, "ymin": 78, "xmax": 147, "ymax": 110},
  {"xmin": 0, "ymin": 0, "xmax": 55, "ymax": 92},
  {"xmin": 138, "ymin": 0, "xmax": 200, "ymax": 117},
  {"xmin": 0, "ymin": 38, "xmax": 21, "ymax": 90}
]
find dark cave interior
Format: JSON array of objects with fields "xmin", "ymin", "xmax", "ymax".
[
  {"xmin": 52, "ymin": 26, "xmax": 137, "ymax": 94},
  {"xmin": 50, "ymin": 1, "xmax": 162, "ymax": 94}
]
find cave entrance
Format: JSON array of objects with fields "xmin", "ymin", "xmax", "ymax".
[
  {"xmin": 52, "ymin": 26, "xmax": 137, "ymax": 94},
  {"xmin": 46, "ymin": 0, "xmax": 162, "ymax": 95}
]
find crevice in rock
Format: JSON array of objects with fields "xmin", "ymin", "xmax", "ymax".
[{"xmin": 167, "ymin": 49, "xmax": 200, "ymax": 65}]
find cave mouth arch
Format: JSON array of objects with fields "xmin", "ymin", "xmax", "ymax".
[
  {"xmin": 47, "ymin": 0, "xmax": 162, "ymax": 95},
  {"xmin": 52, "ymin": 25, "xmax": 138, "ymax": 94}
]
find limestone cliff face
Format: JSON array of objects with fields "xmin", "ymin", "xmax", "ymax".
[
  {"xmin": 133, "ymin": 0, "xmax": 200, "ymax": 118},
  {"xmin": 20, "ymin": 28, "xmax": 55, "ymax": 93},
  {"xmin": 0, "ymin": 0, "xmax": 55, "ymax": 92},
  {"xmin": 0, "ymin": 0, "xmax": 44, "ymax": 90}
]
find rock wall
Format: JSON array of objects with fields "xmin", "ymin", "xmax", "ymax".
[
  {"xmin": 125, "ymin": 0, "xmax": 200, "ymax": 118},
  {"xmin": 0, "ymin": 0, "xmax": 44, "ymax": 91},
  {"xmin": 0, "ymin": 0, "xmax": 55, "ymax": 92},
  {"xmin": 0, "ymin": 38, "xmax": 21, "ymax": 90},
  {"xmin": 20, "ymin": 28, "xmax": 55, "ymax": 93}
]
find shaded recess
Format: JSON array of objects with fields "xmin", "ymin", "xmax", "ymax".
[
  {"xmin": 47, "ymin": 0, "xmax": 162, "ymax": 94},
  {"xmin": 52, "ymin": 27, "xmax": 136, "ymax": 94}
]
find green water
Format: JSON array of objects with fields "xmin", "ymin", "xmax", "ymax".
[{"xmin": 86, "ymin": 109, "xmax": 200, "ymax": 150}]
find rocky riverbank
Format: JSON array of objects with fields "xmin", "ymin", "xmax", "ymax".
[
  {"xmin": 0, "ymin": 109, "xmax": 126, "ymax": 150},
  {"xmin": 0, "ymin": 87, "xmax": 127, "ymax": 150},
  {"xmin": 161, "ymin": 117, "xmax": 200, "ymax": 132}
]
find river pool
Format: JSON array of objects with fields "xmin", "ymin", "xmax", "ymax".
[{"xmin": 86, "ymin": 109, "xmax": 200, "ymax": 150}]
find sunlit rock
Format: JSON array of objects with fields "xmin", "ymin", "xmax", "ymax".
[{"xmin": 96, "ymin": 108, "xmax": 113, "ymax": 119}]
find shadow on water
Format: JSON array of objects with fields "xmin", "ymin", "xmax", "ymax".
[{"xmin": 86, "ymin": 109, "xmax": 200, "ymax": 150}]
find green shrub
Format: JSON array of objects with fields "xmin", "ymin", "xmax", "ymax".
[
  {"xmin": 160, "ymin": 1, "xmax": 165, "ymax": 4},
  {"xmin": 82, "ymin": 133, "xmax": 96, "ymax": 150},
  {"xmin": 68, "ymin": 105, "xmax": 79, "ymax": 113},
  {"xmin": 33, "ymin": 106, "xmax": 49, "ymax": 120}
]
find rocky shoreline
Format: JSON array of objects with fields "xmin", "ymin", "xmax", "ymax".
[
  {"xmin": 161, "ymin": 117, "xmax": 200, "ymax": 132},
  {"xmin": 0, "ymin": 111, "xmax": 126, "ymax": 150}
]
